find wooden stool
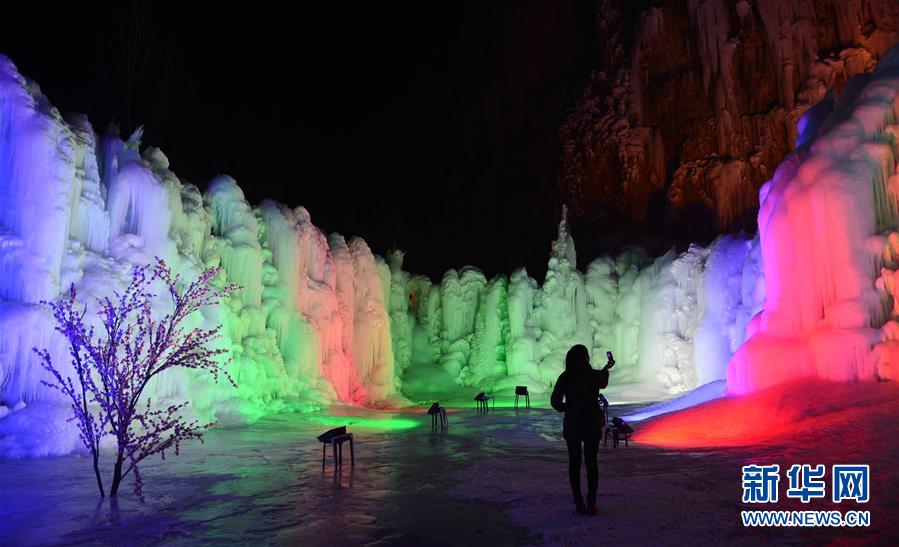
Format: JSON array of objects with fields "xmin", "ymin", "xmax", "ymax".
[
  {"xmin": 433, "ymin": 407, "xmax": 448, "ymax": 431},
  {"xmin": 514, "ymin": 386, "xmax": 530, "ymax": 409},
  {"xmin": 475, "ymin": 392, "xmax": 495, "ymax": 414},
  {"xmin": 428, "ymin": 402, "xmax": 448, "ymax": 431},
  {"xmin": 320, "ymin": 432, "xmax": 355, "ymax": 468},
  {"xmin": 604, "ymin": 418, "xmax": 632, "ymax": 448}
]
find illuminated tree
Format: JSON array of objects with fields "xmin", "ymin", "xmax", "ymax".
[{"xmin": 34, "ymin": 259, "xmax": 238, "ymax": 499}]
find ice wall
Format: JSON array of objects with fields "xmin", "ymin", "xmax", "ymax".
[
  {"xmin": 0, "ymin": 42, "xmax": 767, "ymax": 418},
  {"xmin": 398, "ymin": 205, "xmax": 764, "ymax": 397},
  {"xmin": 728, "ymin": 45, "xmax": 899, "ymax": 392},
  {"xmin": 0, "ymin": 54, "xmax": 393, "ymax": 421},
  {"xmin": 14, "ymin": 43, "xmax": 899, "ymax": 429}
]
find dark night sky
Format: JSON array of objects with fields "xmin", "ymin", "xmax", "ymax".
[{"xmin": 1, "ymin": 2, "xmax": 596, "ymax": 280}]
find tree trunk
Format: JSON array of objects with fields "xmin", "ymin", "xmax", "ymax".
[
  {"xmin": 92, "ymin": 451, "xmax": 105, "ymax": 497},
  {"xmin": 109, "ymin": 452, "xmax": 124, "ymax": 497}
]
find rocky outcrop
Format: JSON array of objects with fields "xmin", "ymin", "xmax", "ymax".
[{"xmin": 558, "ymin": 0, "xmax": 899, "ymax": 241}]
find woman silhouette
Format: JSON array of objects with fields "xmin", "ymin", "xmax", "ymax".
[{"xmin": 550, "ymin": 344, "xmax": 615, "ymax": 515}]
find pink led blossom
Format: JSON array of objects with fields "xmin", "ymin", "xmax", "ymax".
[{"xmin": 34, "ymin": 259, "xmax": 238, "ymax": 499}]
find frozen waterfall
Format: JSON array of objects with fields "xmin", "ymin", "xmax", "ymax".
[{"xmin": 4, "ymin": 44, "xmax": 899, "ymax": 456}]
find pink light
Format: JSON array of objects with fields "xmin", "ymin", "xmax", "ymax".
[
  {"xmin": 725, "ymin": 57, "xmax": 899, "ymax": 393},
  {"xmin": 638, "ymin": 378, "xmax": 898, "ymax": 448}
]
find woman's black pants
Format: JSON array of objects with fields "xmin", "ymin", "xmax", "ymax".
[{"xmin": 566, "ymin": 436, "xmax": 600, "ymax": 504}]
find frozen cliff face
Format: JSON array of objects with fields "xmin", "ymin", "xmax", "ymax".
[
  {"xmin": 637, "ymin": 246, "xmax": 709, "ymax": 392},
  {"xmin": 559, "ymin": 0, "xmax": 899, "ymax": 239},
  {"xmin": 728, "ymin": 44, "xmax": 899, "ymax": 392},
  {"xmin": 0, "ymin": 54, "xmax": 394, "ymax": 420},
  {"xmin": 348, "ymin": 238, "xmax": 395, "ymax": 401},
  {"xmin": 0, "ymin": 40, "xmax": 767, "ymax": 418},
  {"xmin": 693, "ymin": 235, "xmax": 757, "ymax": 386},
  {"xmin": 397, "ymin": 205, "xmax": 763, "ymax": 397},
  {"xmin": 8, "ymin": 39, "xmax": 899, "ymax": 444}
]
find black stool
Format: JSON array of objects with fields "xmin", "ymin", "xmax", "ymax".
[
  {"xmin": 474, "ymin": 392, "xmax": 495, "ymax": 414},
  {"xmin": 318, "ymin": 426, "xmax": 355, "ymax": 468},
  {"xmin": 604, "ymin": 417, "xmax": 632, "ymax": 448},
  {"xmin": 427, "ymin": 402, "xmax": 448, "ymax": 431},
  {"xmin": 514, "ymin": 386, "xmax": 530, "ymax": 409}
]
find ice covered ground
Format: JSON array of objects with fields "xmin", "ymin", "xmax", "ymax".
[
  {"xmin": 0, "ymin": 399, "xmax": 647, "ymax": 546},
  {"xmin": 2, "ymin": 381, "xmax": 895, "ymax": 546},
  {"xmin": 2, "ymin": 36, "xmax": 899, "ymax": 471},
  {"xmin": 454, "ymin": 379, "xmax": 899, "ymax": 545}
]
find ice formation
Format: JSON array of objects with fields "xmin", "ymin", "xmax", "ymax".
[
  {"xmin": 0, "ymin": 50, "xmax": 763, "ymax": 426},
  {"xmin": 0, "ymin": 53, "xmax": 394, "ymax": 427},
  {"xmin": 3, "ymin": 43, "xmax": 899, "ymax": 454},
  {"xmin": 728, "ymin": 45, "xmax": 899, "ymax": 392}
]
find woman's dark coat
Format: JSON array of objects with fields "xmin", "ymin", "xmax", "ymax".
[{"xmin": 550, "ymin": 368, "xmax": 609, "ymax": 439}]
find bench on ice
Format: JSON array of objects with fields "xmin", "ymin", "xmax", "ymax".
[
  {"xmin": 427, "ymin": 402, "xmax": 448, "ymax": 431},
  {"xmin": 317, "ymin": 426, "xmax": 355, "ymax": 468}
]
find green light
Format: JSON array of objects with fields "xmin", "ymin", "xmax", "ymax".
[
  {"xmin": 453, "ymin": 399, "xmax": 539, "ymax": 410},
  {"xmin": 304, "ymin": 414, "xmax": 421, "ymax": 431},
  {"xmin": 409, "ymin": 396, "xmax": 545, "ymax": 410}
]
